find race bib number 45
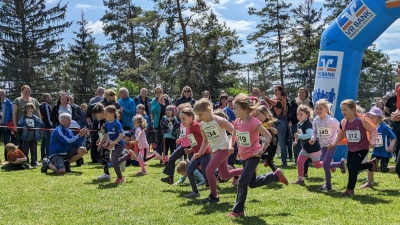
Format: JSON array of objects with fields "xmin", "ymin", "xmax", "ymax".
[
  {"xmin": 237, "ymin": 131, "xmax": 251, "ymax": 147},
  {"xmin": 204, "ymin": 126, "xmax": 221, "ymax": 140},
  {"xmin": 346, "ymin": 130, "xmax": 361, "ymax": 143}
]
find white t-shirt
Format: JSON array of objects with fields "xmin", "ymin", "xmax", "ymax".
[{"xmin": 200, "ymin": 119, "xmax": 229, "ymax": 152}]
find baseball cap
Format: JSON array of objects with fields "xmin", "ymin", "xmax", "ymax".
[
  {"xmin": 366, "ymin": 107, "xmax": 383, "ymax": 117},
  {"xmin": 123, "ymin": 131, "xmax": 132, "ymax": 138}
]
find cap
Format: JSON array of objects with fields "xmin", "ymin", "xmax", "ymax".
[
  {"xmin": 123, "ymin": 131, "xmax": 132, "ymax": 138},
  {"xmin": 366, "ymin": 107, "xmax": 383, "ymax": 117}
]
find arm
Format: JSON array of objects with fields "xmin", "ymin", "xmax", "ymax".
[
  {"xmin": 361, "ymin": 117, "xmax": 377, "ymax": 147},
  {"xmin": 194, "ymin": 129, "xmax": 210, "ymax": 159},
  {"xmin": 214, "ymin": 116, "xmax": 233, "ymax": 133},
  {"xmin": 35, "ymin": 116, "xmax": 44, "ymax": 128},
  {"xmin": 228, "ymin": 129, "xmax": 237, "ymax": 155},
  {"xmin": 17, "ymin": 116, "xmax": 26, "ymax": 127},
  {"xmin": 256, "ymin": 124, "xmax": 272, "ymax": 155},
  {"xmin": 174, "ymin": 175, "xmax": 186, "ymax": 185},
  {"xmin": 36, "ymin": 104, "xmax": 41, "ymax": 118},
  {"xmin": 50, "ymin": 106, "xmax": 58, "ymax": 126},
  {"xmin": 123, "ymin": 100, "xmax": 136, "ymax": 116},
  {"xmin": 311, "ymin": 120, "xmax": 317, "ymax": 141},
  {"xmin": 264, "ymin": 97, "xmax": 277, "ymax": 107},
  {"xmin": 298, "ymin": 128, "xmax": 313, "ymax": 140},
  {"xmin": 330, "ymin": 121, "xmax": 345, "ymax": 147}
]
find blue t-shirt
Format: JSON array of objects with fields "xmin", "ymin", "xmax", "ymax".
[
  {"xmin": 223, "ymin": 107, "xmax": 236, "ymax": 123},
  {"xmin": 372, "ymin": 123, "xmax": 396, "ymax": 158},
  {"xmin": 104, "ymin": 120, "xmax": 125, "ymax": 147}
]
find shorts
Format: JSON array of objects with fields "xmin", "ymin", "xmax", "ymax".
[
  {"xmin": 50, "ymin": 147, "xmax": 79, "ymax": 170},
  {"xmin": 300, "ymin": 149, "xmax": 321, "ymax": 161},
  {"xmin": 371, "ymin": 154, "xmax": 390, "ymax": 172}
]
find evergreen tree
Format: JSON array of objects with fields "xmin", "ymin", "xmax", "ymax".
[{"xmin": 323, "ymin": 0, "xmax": 352, "ymax": 24}]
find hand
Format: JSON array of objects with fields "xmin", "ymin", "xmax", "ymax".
[
  {"xmin": 176, "ymin": 139, "xmax": 181, "ymax": 145},
  {"xmin": 293, "ymin": 141, "xmax": 297, "ymax": 146},
  {"xmin": 309, "ymin": 139, "xmax": 315, "ymax": 145},
  {"xmin": 79, "ymin": 127, "xmax": 87, "ymax": 136},
  {"xmin": 97, "ymin": 144, "xmax": 101, "ymax": 151},
  {"xmin": 328, "ymin": 142, "xmax": 337, "ymax": 149},
  {"xmin": 107, "ymin": 142, "xmax": 116, "ymax": 150},
  {"xmin": 193, "ymin": 153, "xmax": 201, "ymax": 159},
  {"xmin": 294, "ymin": 133, "xmax": 298, "ymax": 138},
  {"xmin": 228, "ymin": 148, "xmax": 234, "ymax": 155},
  {"xmin": 253, "ymin": 150, "xmax": 263, "ymax": 157},
  {"xmin": 260, "ymin": 90, "xmax": 266, "ymax": 98},
  {"xmin": 102, "ymin": 140, "xmax": 110, "ymax": 149},
  {"xmin": 387, "ymin": 146, "xmax": 394, "ymax": 152},
  {"xmin": 121, "ymin": 107, "xmax": 124, "ymax": 112},
  {"xmin": 184, "ymin": 148, "xmax": 192, "ymax": 155},
  {"xmin": 267, "ymin": 122, "xmax": 274, "ymax": 127}
]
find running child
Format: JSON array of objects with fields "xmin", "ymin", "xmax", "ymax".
[
  {"xmin": 229, "ymin": 94, "xmax": 288, "ymax": 217},
  {"xmin": 132, "ymin": 114, "xmax": 152, "ymax": 175},
  {"xmin": 328, "ymin": 99, "xmax": 378, "ymax": 196}
]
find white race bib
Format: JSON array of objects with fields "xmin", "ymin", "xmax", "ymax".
[
  {"xmin": 237, "ymin": 131, "xmax": 251, "ymax": 147},
  {"xmin": 188, "ymin": 134, "xmax": 198, "ymax": 147},
  {"xmin": 25, "ymin": 118, "xmax": 35, "ymax": 127},
  {"xmin": 204, "ymin": 126, "xmax": 221, "ymax": 141},
  {"xmin": 180, "ymin": 127, "xmax": 186, "ymax": 138},
  {"xmin": 376, "ymin": 134, "xmax": 383, "ymax": 147},
  {"xmin": 317, "ymin": 127, "xmax": 331, "ymax": 140},
  {"xmin": 346, "ymin": 130, "xmax": 361, "ymax": 143},
  {"xmin": 297, "ymin": 129, "xmax": 303, "ymax": 135}
]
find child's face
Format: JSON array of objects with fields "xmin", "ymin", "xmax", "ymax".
[
  {"xmin": 104, "ymin": 111, "xmax": 115, "ymax": 121},
  {"xmin": 367, "ymin": 114, "xmax": 380, "ymax": 124},
  {"xmin": 255, "ymin": 111, "xmax": 267, "ymax": 122},
  {"xmin": 81, "ymin": 105, "xmax": 87, "ymax": 111},
  {"xmin": 233, "ymin": 103, "xmax": 246, "ymax": 119},
  {"xmin": 7, "ymin": 149, "xmax": 16, "ymax": 154},
  {"xmin": 296, "ymin": 110, "xmax": 308, "ymax": 122},
  {"xmin": 166, "ymin": 109, "xmax": 173, "ymax": 117},
  {"xmin": 26, "ymin": 107, "xmax": 34, "ymax": 114},
  {"xmin": 133, "ymin": 120, "xmax": 140, "ymax": 128},
  {"xmin": 195, "ymin": 109, "xmax": 212, "ymax": 122},
  {"xmin": 179, "ymin": 113, "xmax": 193, "ymax": 127},
  {"xmin": 340, "ymin": 105, "xmax": 355, "ymax": 120},
  {"xmin": 94, "ymin": 113, "xmax": 105, "ymax": 120},
  {"xmin": 137, "ymin": 108, "xmax": 144, "ymax": 115},
  {"xmin": 315, "ymin": 104, "xmax": 327, "ymax": 117}
]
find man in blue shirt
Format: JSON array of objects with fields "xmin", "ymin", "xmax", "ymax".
[{"xmin": 41, "ymin": 113, "xmax": 87, "ymax": 174}]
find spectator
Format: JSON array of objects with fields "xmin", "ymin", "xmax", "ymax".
[
  {"xmin": 1, "ymin": 143, "xmax": 32, "ymax": 170},
  {"xmin": 134, "ymin": 88, "xmax": 151, "ymax": 118},
  {"xmin": 223, "ymin": 96, "xmax": 235, "ymax": 123},
  {"xmin": 39, "ymin": 93, "xmax": 52, "ymax": 160},
  {"xmin": 202, "ymin": 91, "xmax": 212, "ymax": 102},
  {"xmin": 214, "ymin": 94, "xmax": 228, "ymax": 110},
  {"xmin": 50, "ymin": 93, "xmax": 81, "ymax": 128},
  {"xmin": 214, "ymin": 90, "xmax": 227, "ymax": 109},
  {"xmin": 118, "ymin": 87, "xmax": 136, "ymax": 130},
  {"xmin": 0, "ymin": 89, "xmax": 13, "ymax": 161},
  {"xmin": 175, "ymin": 86, "xmax": 196, "ymax": 107},
  {"xmin": 151, "ymin": 86, "xmax": 170, "ymax": 160}
]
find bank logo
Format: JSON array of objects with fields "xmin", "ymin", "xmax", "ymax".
[
  {"xmin": 336, "ymin": 0, "xmax": 376, "ymax": 40},
  {"xmin": 386, "ymin": 0, "xmax": 400, "ymax": 8},
  {"xmin": 317, "ymin": 55, "xmax": 338, "ymax": 79}
]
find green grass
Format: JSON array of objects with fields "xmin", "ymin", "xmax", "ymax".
[{"xmin": 1, "ymin": 150, "xmax": 400, "ymax": 225}]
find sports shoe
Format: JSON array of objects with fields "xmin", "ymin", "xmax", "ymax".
[
  {"xmin": 227, "ymin": 211, "xmax": 244, "ymax": 217},
  {"xmin": 114, "ymin": 177, "xmax": 125, "ymax": 184},
  {"xmin": 41, "ymin": 158, "xmax": 49, "ymax": 173},
  {"xmin": 76, "ymin": 158, "xmax": 84, "ymax": 167},
  {"xmin": 274, "ymin": 168, "xmax": 289, "ymax": 186},
  {"xmin": 136, "ymin": 170, "xmax": 147, "ymax": 175},
  {"xmin": 184, "ymin": 192, "xmax": 200, "ymax": 198},
  {"xmin": 161, "ymin": 176, "xmax": 174, "ymax": 184},
  {"xmin": 231, "ymin": 177, "xmax": 239, "ymax": 186},
  {"xmin": 370, "ymin": 158, "xmax": 378, "ymax": 172},
  {"xmin": 263, "ymin": 160, "xmax": 269, "ymax": 167},
  {"xmin": 120, "ymin": 161, "xmax": 126, "ymax": 172},
  {"xmin": 202, "ymin": 194, "xmax": 219, "ymax": 203},
  {"xmin": 34, "ymin": 161, "xmax": 41, "ymax": 166},
  {"xmin": 342, "ymin": 189, "xmax": 354, "ymax": 197},
  {"xmin": 318, "ymin": 184, "xmax": 332, "ymax": 191},
  {"xmin": 291, "ymin": 178, "xmax": 305, "ymax": 185},
  {"xmin": 330, "ymin": 167, "xmax": 336, "ymax": 173},
  {"xmin": 97, "ymin": 173, "xmax": 111, "ymax": 179},
  {"xmin": 360, "ymin": 182, "xmax": 373, "ymax": 189},
  {"xmin": 340, "ymin": 158, "xmax": 347, "ymax": 174},
  {"xmin": 64, "ymin": 162, "xmax": 71, "ymax": 173}
]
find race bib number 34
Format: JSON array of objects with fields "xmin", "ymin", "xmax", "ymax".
[
  {"xmin": 346, "ymin": 130, "xmax": 361, "ymax": 143},
  {"xmin": 204, "ymin": 126, "xmax": 221, "ymax": 140},
  {"xmin": 237, "ymin": 131, "xmax": 251, "ymax": 147}
]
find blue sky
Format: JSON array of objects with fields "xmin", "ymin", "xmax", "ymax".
[{"xmin": 46, "ymin": 0, "xmax": 400, "ymax": 64}]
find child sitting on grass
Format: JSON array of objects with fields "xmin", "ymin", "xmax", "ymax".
[
  {"xmin": 173, "ymin": 160, "xmax": 205, "ymax": 186},
  {"xmin": 1, "ymin": 143, "xmax": 33, "ymax": 170}
]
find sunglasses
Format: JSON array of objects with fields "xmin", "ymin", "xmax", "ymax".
[
  {"xmin": 109, "ymin": 94, "xmax": 116, "ymax": 96},
  {"xmin": 184, "ymin": 90, "xmax": 191, "ymax": 93}
]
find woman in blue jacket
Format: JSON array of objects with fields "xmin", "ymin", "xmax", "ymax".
[{"xmin": 151, "ymin": 86, "xmax": 170, "ymax": 158}]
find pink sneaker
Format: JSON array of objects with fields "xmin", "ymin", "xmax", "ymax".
[
  {"xmin": 331, "ymin": 167, "xmax": 336, "ymax": 173},
  {"xmin": 114, "ymin": 177, "xmax": 125, "ymax": 184},
  {"xmin": 227, "ymin": 211, "xmax": 244, "ymax": 217},
  {"xmin": 274, "ymin": 169, "xmax": 288, "ymax": 186},
  {"xmin": 291, "ymin": 178, "xmax": 305, "ymax": 185},
  {"xmin": 263, "ymin": 160, "xmax": 268, "ymax": 167},
  {"xmin": 360, "ymin": 182, "xmax": 373, "ymax": 189}
]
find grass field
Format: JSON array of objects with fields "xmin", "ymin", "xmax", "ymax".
[{"xmin": 1, "ymin": 150, "xmax": 400, "ymax": 225}]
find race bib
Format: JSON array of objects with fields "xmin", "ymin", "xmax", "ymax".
[
  {"xmin": 297, "ymin": 129, "xmax": 303, "ymax": 135},
  {"xmin": 188, "ymin": 134, "xmax": 197, "ymax": 147},
  {"xmin": 376, "ymin": 134, "xmax": 383, "ymax": 147},
  {"xmin": 204, "ymin": 126, "xmax": 221, "ymax": 141},
  {"xmin": 180, "ymin": 127, "xmax": 186, "ymax": 138},
  {"xmin": 317, "ymin": 127, "xmax": 331, "ymax": 140},
  {"xmin": 25, "ymin": 118, "xmax": 34, "ymax": 127},
  {"xmin": 236, "ymin": 131, "xmax": 251, "ymax": 147},
  {"xmin": 346, "ymin": 130, "xmax": 361, "ymax": 143}
]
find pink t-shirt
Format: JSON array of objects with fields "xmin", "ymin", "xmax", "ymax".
[
  {"xmin": 233, "ymin": 116, "xmax": 262, "ymax": 160},
  {"xmin": 135, "ymin": 127, "xmax": 149, "ymax": 149},
  {"xmin": 179, "ymin": 123, "xmax": 191, "ymax": 147}
]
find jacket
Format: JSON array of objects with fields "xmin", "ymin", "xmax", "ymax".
[
  {"xmin": 151, "ymin": 97, "xmax": 169, "ymax": 129},
  {"xmin": 50, "ymin": 104, "xmax": 82, "ymax": 128},
  {"xmin": 39, "ymin": 101, "xmax": 53, "ymax": 128},
  {"xmin": 159, "ymin": 116, "xmax": 180, "ymax": 137},
  {"xmin": 18, "ymin": 115, "xmax": 44, "ymax": 141},
  {"xmin": 49, "ymin": 124, "xmax": 85, "ymax": 158},
  {"xmin": 118, "ymin": 97, "xmax": 136, "ymax": 128},
  {"xmin": 134, "ymin": 95, "xmax": 151, "ymax": 116},
  {"xmin": 2, "ymin": 98, "xmax": 13, "ymax": 131},
  {"xmin": 85, "ymin": 99, "xmax": 120, "ymax": 130},
  {"xmin": 175, "ymin": 96, "xmax": 195, "ymax": 107}
]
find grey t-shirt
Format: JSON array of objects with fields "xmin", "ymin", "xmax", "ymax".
[
  {"xmin": 13, "ymin": 97, "xmax": 40, "ymax": 122},
  {"xmin": 58, "ymin": 104, "xmax": 72, "ymax": 116}
]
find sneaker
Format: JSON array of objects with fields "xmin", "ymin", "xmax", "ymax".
[
  {"xmin": 340, "ymin": 158, "xmax": 347, "ymax": 174},
  {"xmin": 291, "ymin": 178, "xmax": 305, "ymax": 185},
  {"xmin": 202, "ymin": 194, "xmax": 220, "ymax": 203},
  {"xmin": 342, "ymin": 189, "xmax": 354, "ymax": 197},
  {"xmin": 231, "ymin": 178, "xmax": 239, "ymax": 186},
  {"xmin": 184, "ymin": 192, "xmax": 200, "ymax": 198},
  {"xmin": 370, "ymin": 158, "xmax": 378, "ymax": 172},
  {"xmin": 76, "ymin": 158, "xmax": 84, "ymax": 167},
  {"xmin": 41, "ymin": 158, "xmax": 49, "ymax": 173},
  {"xmin": 360, "ymin": 182, "xmax": 373, "ymax": 189},
  {"xmin": 161, "ymin": 176, "xmax": 174, "ymax": 184},
  {"xmin": 120, "ymin": 161, "xmax": 126, "ymax": 172},
  {"xmin": 330, "ymin": 167, "xmax": 336, "ymax": 173},
  {"xmin": 263, "ymin": 160, "xmax": 269, "ymax": 167},
  {"xmin": 318, "ymin": 184, "xmax": 332, "ymax": 191},
  {"xmin": 136, "ymin": 170, "xmax": 147, "ymax": 175},
  {"xmin": 34, "ymin": 161, "xmax": 41, "ymax": 166},
  {"xmin": 114, "ymin": 177, "xmax": 125, "ymax": 184},
  {"xmin": 97, "ymin": 173, "xmax": 111, "ymax": 179},
  {"xmin": 227, "ymin": 211, "xmax": 244, "ymax": 217},
  {"xmin": 304, "ymin": 174, "xmax": 308, "ymax": 178},
  {"xmin": 28, "ymin": 165, "xmax": 34, "ymax": 170},
  {"xmin": 274, "ymin": 168, "xmax": 289, "ymax": 186},
  {"xmin": 64, "ymin": 162, "xmax": 71, "ymax": 173}
]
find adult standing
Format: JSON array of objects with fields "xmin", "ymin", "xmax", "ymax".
[
  {"xmin": 223, "ymin": 96, "xmax": 238, "ymax": 167},
  {"xmin": 69, "ymin": 96, "xmax": 88, "ymax": 129},
  {"xmin": 12, "ymin": 85, "xmax": 41, "ymax": 149},
  {"xmin": 50, "ymin": 93, "xmax": 81, "ymax": 128},
  {"xmin": 386, "ymin": 83, "xmax": 400, "ymax": 159},
  {"xmin": 263, "ymin": 85, "xmax": 291, "ymax": 166},
  {"xmin": 213, "ymin": 90, "xmax": 227, "ymax": 109},
  {"xmin": 118, "ymin": 87, "xmax": 136, "ymax": 130},
  {"xmin": 151, "ymin": 87, "xmax": 170, "ymax": 158},
  {"xmin": 202, "ymin": 91, "xmax": 212, "ymax": 102},
  {"xmin": 39, "ymin": 93, "xmax": 53, "ymax": 160},
  {"xmin": 214, "ymin": 94, "xmax": 228, "ymax": 110},
  {"xmin": 134, "ymin": 88, "xmax": 151, "ymax": 116},
  {"xmin": 175, "ymin": 86, "xmax": 196, "ymax": 107},
  {"xmin": 0, "ymin": 89, "xmax": 13, "ymax": 160}
]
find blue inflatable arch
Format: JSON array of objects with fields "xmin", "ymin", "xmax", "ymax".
[{"xmin": 312, "ymin": 0, "xmax": 400, "ymax": 160}]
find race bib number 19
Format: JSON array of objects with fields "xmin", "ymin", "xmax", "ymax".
[
  {"xmin": 346, "ymin": 130, "xmax": 361, "ymax": 143},
  {"xmin": 237, "ymin": 131, "xmax": 251, "ymax": 147}
]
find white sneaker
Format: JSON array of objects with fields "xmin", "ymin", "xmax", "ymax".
[
  {"xmin": 97, "ymin": 173, "xmax": 111, "ymax": 179},
  {"xmin": 120, "ymin": 161, "xmax": 126, "ymax": 172}
]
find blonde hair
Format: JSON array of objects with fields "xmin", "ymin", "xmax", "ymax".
[
  {"xmin": 176, "ymin": 160, "xmax": 189, "ymax": 174},
  {"xmin": 234, "ymin": 93, "xmax": 259, "ymax": 112},
  {"xmin": 213, "ymin": 109, "xmax": 228, "ymax": 120},
  {"xmin": 255, "ymin": 105, "xmax": 277, "ymax": 122},
  {"xmin": 315, "ymin": 99, "xmax": 332, "ymax": 116},
  {"xmin": 104, "ymin": 105, "xmax": 120, "ymax": 120},
  {"xmin": 5, "ymin": 143, "xmax": 16, "ymax": 152},
  {"xmin": 133, "ymin": 114, "xmax": 147, "ymax": 130},
  {"xmin": 177, "ymin": 103, "xmax": 191, "ymax": 111},
  {"xmin": 297, "ymin": 105, "xmax": 314, "ymax": 120},
  {"xmin": 136, "ymin": 104, "xmax": 146, "ymax": 114},
  {"xmin": 193, "ymin": 98, "xmax": 213, "ymax": 113},
  {"xmin": 104, "ymin": 89, "xmax": 116, "ymax": 98},
  {"xmin": 154, "ymin": 86, "xmax": 163, "ymax": 94},
  {"xmin": 180, "ymin": 107, "xmax": 196, "ymax": 121}
]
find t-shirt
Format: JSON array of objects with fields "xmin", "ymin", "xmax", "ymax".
[
  {"xmin": 104, "ymin": 120, "xmax": 124, "ymax": 147},
  {"xmin": 372, "ymin": 123, "xmax": 396, "ymax": 158},
  {"xmin": 298, "ymin": 119, "xmax": 320, "ymax": 153},
  {"xmin": 200, "ymin": 118, "xmax": 229, "ymax": 152},
  {"xmin": 188, "ymin": 122, "xmax": 210, "ymax": 154},
  {"xmin": 385, "ymin": 95, "xmax": 397, "ymax": 114},
  {"xmin": 135, "ymin": 127, "xmax": 149, "ymax": 149},
  {"xmin": 58, "ymin": 104, "xmax": 72, "ymax": 116},
  {"xmin": 223, "ymin": 107, "xmax": 236, "ymax": 123},
  {"xmin": 7, "ymin": 149, "xmax": 26, "ymax": 163},
  {"xmin": 233, "ymin": 117, "xmax": 262, "ymax": 160},
  {"xmin": 25, "ymin": 116, "xmax": 35, "ymax": 140},
  {"xmin": 163, "ymin": 119, "xmax": 176, "ymax": 139},
  {"xmin": 13, "ymin": 97, "xmax": 40, "ymax": 122},
  {"xmin": 179, "ymin": 123, "xmax": 190, "ymax": 147}
]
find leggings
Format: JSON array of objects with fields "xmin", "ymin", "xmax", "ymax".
[
  {"xmin": 111, "ymin": 145, "xmax": 130, "ymax": 178},
  {"xmin": 164, "ymin": 138, "xmax": 176, "ymax": 157},
  {"xmin": 321, "ymin": 147, "xmax": 342, "ymax": 185},
  {"xmin": 296, "ymin": 149, "xmax": 323, "ymax": 178},
  {"xmin": 346, "ymin": 149, "xmax": 373, "ymax": 190}
]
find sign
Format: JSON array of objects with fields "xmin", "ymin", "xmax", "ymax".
[
  {"xmin": 313, "ymin": 51, "xmax": 344, "ymax": 116},
  {"xmin": 386, "ymin": 0, "xmax": 400, "ymax": 8},
  {"xmin": 336, "ymin": 0, "xmax": 376, "ymax": 40}
]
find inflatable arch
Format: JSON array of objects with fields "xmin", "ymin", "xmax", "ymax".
[{"xmin": 312, "ymin": 0, "xmax": 400, "ymax": 161}]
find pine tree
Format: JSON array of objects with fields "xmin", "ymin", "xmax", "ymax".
[
  {"xmin": 248, "ymin": 0, "xmax": 292, "ymax": 86},
  {"xmin": 0, "ymin": 0, "xmax": 71, "ymax": 98},
  {"xmin": 323, "ymin": 0, "xmax": 352, "ymax": 24}
]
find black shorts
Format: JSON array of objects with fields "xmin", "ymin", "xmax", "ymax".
[{"xmin": 50, "ymin": 147, "xmax": 79, "ymax": 170}]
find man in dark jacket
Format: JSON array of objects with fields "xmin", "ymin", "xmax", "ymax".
[
  {"xmin": 175, "ymin": 86, "xmax": 195, "ymax": 107},
  {"xmin": 134, "ymin": 88, "xmax": 151, "ymax": 117},
  {"xmin": 39, "ymin": 93, "xmax": 52, "ymax": 160},
  {"xmin": 0, "ymin": 89, "xmax": 13, "ymax": 161}
]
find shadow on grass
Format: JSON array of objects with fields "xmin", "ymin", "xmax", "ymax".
[
  {"xmin": 377, "ymin": 189, "xmax": 400, "ymax": 196},
  {"xmin": 44, "ymin": 171, "xmax": 83, "ymax": 176},
  {"xmin": 84, "ymin": 179, "xmax": 111, "ymax": 185},
  {"xmin": 232, "ymin": 212, "xmax": 291, "ymax": 225},
  {"xmin": 264, "ymin": 182, "xmax": 284, "ymax": 190},
  {"xmin": 161, "ymin": 189, "xmax": 189, "ymax": 197},
  {"xmin": 97, "ymin": 182, "xmax": 124, "ymax": 189},
  {"xmin": 305, "ymin": 177, "xmax": 325, "ymax": 183}
]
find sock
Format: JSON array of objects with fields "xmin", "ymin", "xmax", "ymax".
[{"xmin": 104, "ymin": 166, "xmax": 109, "ymax": 175}]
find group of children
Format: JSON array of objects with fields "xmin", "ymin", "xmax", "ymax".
[{"xmin": 2, "ymin": 91, "xmax": 399, "ymax": 217}]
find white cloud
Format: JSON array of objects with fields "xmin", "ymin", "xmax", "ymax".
[
  {"xmin": 86, "ymin": 21, "xmax": 105, "ymax": 35},
  {"xmin": 235, "ymin": 0, "xmax": 246, "ymax": 4},
  {"xmin": 384, "ymin": 49, "xmax": 400, "ymax": 62},
  {"xmin": 45, "ymin": 0, "xmax": 56, "ymax": 3},
  {"xmin": 75, "ymin": 3, "xmax": 106, "ymax": 11},
  {"xmin": 245, "ymin": 2, "xmax": 254, "ymax": 8}
]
